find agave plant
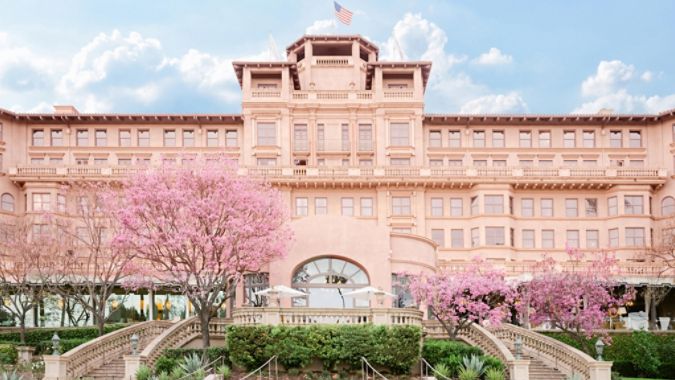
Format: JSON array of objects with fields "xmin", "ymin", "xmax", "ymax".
[
  {"xmin": 462, "ymin": 354, "xmax": 486, "ymax": 377},
  {"xmin": 1, "ymin": 371, "xmax": 23, "ymax": 380},
  {"xmin": 433, "ymin": 363, "xmax": 452, "ymax": 379},
  {"xmin": 178, "ymin": 352, "xmax": 203, "ymax": 374},
  {"xmin": 458, "ymin": 367, "xmax": 480, "ymax": 380},
  {"xmin": 484, "ymin": 367, "xmax": 505, "ymax": 380},
  {"xmin": 216, "ymin": 364, "xmax": 232, "ymax": 379},
  {"xmin": 135, "ymin": 365, "xmax": 152, "ymax": 380}
]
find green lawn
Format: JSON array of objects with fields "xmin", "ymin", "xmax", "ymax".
[{"xmin": 622, "ymin": 378, "xmax": 674, "ymax": 380}]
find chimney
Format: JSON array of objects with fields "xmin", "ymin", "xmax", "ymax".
[{"xmin": 53, "ymin": 105, "xmax": 80, "ymax": 115}]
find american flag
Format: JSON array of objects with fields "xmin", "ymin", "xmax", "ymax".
[{"xmin": 334, "ymin": 1, "xmax": 353, "ymax": 25}]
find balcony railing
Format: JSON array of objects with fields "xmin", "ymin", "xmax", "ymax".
[{"xmin": 232, "ymin": 307, "xmax": 423, "ymax": 327}]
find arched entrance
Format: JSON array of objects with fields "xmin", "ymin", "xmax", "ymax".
[{"xmin": 291, "ymin": 257, "xmax": 369, "ymax": 308}]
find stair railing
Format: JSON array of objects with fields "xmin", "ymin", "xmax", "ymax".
[
  {"xmin": 240, "ymin": 355, "xmax": 279, "ymax": 380},
  {"xmin": 361, "ymin": 357, "xmax": 388, "ymax": 380},
  {"xmin": 420, "ymin": 358, "xmax": 451, "ymax": 380}
]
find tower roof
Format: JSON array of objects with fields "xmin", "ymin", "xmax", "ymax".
[{"xmin": 285, "ymin": 35, "xmax": 379, "ymax": 58}]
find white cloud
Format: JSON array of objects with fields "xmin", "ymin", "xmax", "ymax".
[
  {"xmin": 459, "ymin": 92, "xmax": 528, "ymax": 114},
  {"xmin": 473, "ymin": 48, "xmax": 512, "ymax": 65},
  {"xmin": 306, "ymin": 19, "xmax": 337, "ymax": 35},
  {"xmin": 573, "ymin": 60, "xmax": 675, "ymax": 114}
]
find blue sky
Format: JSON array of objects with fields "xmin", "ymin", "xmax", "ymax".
[{"xmin": 0, "ymin": 0, "xmax": 674, "ymax": 114}]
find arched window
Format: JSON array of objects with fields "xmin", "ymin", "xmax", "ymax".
[
  {"xmin": 1, "ymin": 193, "xmax": 14, "ymax": 212},
  {"xmin": 292, "ymin": 257, "xmax": 369, "ymax": 308},
  {"xmin": 662, "ymin": 196, "xmax": 675, "ymax": 216}
]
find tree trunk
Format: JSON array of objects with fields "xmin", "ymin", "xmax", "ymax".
[
  {"xmin": 650, "ymin": 298, "xmax": 658, "ymax": 330},
  {"xmin": 644, "ymin": 289, "xmax": 653, "ymax": 330},
  {"xmin": 19, "ymin": 319, "xmax": 26, "ymax": 345},
  {"xmin": 199, "ymin": 308, "xmax": 211, "ymax": 348}
]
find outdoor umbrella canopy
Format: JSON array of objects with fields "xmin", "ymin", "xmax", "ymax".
[
  {"xmin": 342, "ymin": 286, "xmax": 396, "ymax": 300},
  {"xmin": 254, "ymin": 285, "xmax": 307, "ymax": 297}
]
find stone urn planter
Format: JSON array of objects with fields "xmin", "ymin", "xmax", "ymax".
[
  {"xmin": 16, "ymin": 346, "xmax": 35, "ymax": 364},
  {"xmin": 659, "ymin": 317, "xmax": 671, "ymax": 331}
]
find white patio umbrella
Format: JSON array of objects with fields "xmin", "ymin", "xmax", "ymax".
[
  {"xmin": 254, "ymin": 285, "xmax": 306, "ymax": 306},
  {"xmin": 343, "ymin": 286, "xmax": 397, "ymax": 306}
]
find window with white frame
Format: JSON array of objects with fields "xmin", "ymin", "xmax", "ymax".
[
  {"xmin": 609, "ymin": 130, "xmax": 622, "ymax": 148},
  {"xmin": 522, "ymin": 229, "xmax": 535, "ymax": 248},
  {"xmin": 563, "ymin": 130, "xmax": 576, "ymax": 148},
  {"xmin": 183, "ymin": 130, "xmax": 195, "ymax": 147},
  {"xmin": 137, "ymin": 129, "xmax": 150, "ymax": 147},
  {"xmin": 565, "ymin": 198, "xmax": 578, "ymax": 217},
  {"xmin": 624, "ymin": 195, "xmax": 643, "ymax": 215},
  {"xmin": 448, "ymin": 159, "xmax": 463, "ymax": 166},
  {"xmin": 76, "ymin": 129, "xmax": 89, "ymax": 146},
  {"xmin": 390, "ymin": 158, "xmax": 410, "ymax": 166},
  {"xmin": 1, "ymin": 193, "xmax": 15, "ymax": 212},
  {"xmin": 95, "ymin": 129, "xmax": 107, "ymax": 146},
  {"xmin": 341, "ymin": 197, "xmax": 354, "ymax": 216},
  {"xmin": 431, "ymin": 229, "xmax": 445, "ymax": 247},
  {"xmin": 625, "ymin": 227, "xmax": 645, "ymax": 246},
  {"xmin": 389, "ymin": 122, "xmax": 410, "ymax": 146},
  {"xmin": 492, "ymin": 130, "xmax": 505, "ymax": 147},
  {"xmin": 585, "ymin": 198, "xmax": 598, "ymax": 217},
  {"xmin": 451, "ymin": 229, "xmax": 464, "ymax": 248},
  {"xmin": 538, "ymin": 131, "xmax": 551, "ymax": 148},
  {"xmin": 473, "ymin": 130, "xmax": 485, "ymax": 147},
  {"xmin": 566, "ymin": 230, "xmax": 580, "ymax": 248},
  {"xmin": 256, "ymin": 158, "xmax": 277, "ymax": 166},
  {"xmin": 474, "ymin": 160, "xmax": 487, "ymax": 166},
  {"xmin": 542, "ymin": 229, "xmax": 555, "ymax": 248},
  {"xmin": 295, "ymin": 197, "xmax": 308, "ymax": 216},
  {"xmin": 358, "ymin": 124, "xmax": 373, "ymax": 151},
  {"xmin": 51, "ymin": 129, "xmax": 63, "ymax": 146},
  {"xmin": 359, "ymin": 159, "xmax": 373, "ymax": 166},
  {"xmin": 32, "ymin": 193, "xmax": 50, "ymax": 211},
  {"xmin": 470, "ymin": 196, "xmax": 479, "ymax": 215},
  {"xmin": 429, "ymin": 130, "xmax": 442, "ymax": 148},
  {"xmin": 119, "ymin": 130, "xmax": 131, "ymax": 147},
  {"xmin": 206, "ymin": 130, "xmax": 219, "ymax": 147},
  {"xmin": 471, "ymin": 228, "xmax": 480, "ymax": 247},
  {"xmin": 629, "ymin": 130, "xmax": 642, "ymax": 148},
  {"xmin": 32, "ymin": 129, "xmax": 44, "ymax": 146},
  {"xmin": 32, "ymin": 224, "xmax": 49, "ymax": 240},
  {"xmin": 225, "ymin": 130, "xmax": 238, "ymax": 147},
  {"xmin": 662, "ymin": 196, "xmax": 675, "ymax": 216},
  {"xmin": 484, "ymin": 195, "xmax": 504, "ymax": 214},
  {"xmin": 486, "ymin": 227, "xmax": 505, "ymax": 245},
  {"xmin": 450, "ymin": 198, "xmax": 463, "ymax": 216},
  {"xmin": 583, "ymin": 130, "xmax": 595, "ymax": 148},
  {"xmin": 293, "ymin": 124, "xmax": 308, "ymax": 151},
  {"xmin": 360, "ymin": 197, "xmax": 373, "ymax": 217},
  {"xmin": 392, "ymin": 196, "xmax": 411, "ymax": 216},
  {"xmin": 118, "ymin": 158, "xmax": 131, "ymax": 166},
  {"xmin": 257, "ymin": 123, "xmax": 277, "ymax": 146},
  {"xmin": 50, "ymin": 157, "xmax": 62, "ymax": 165},
  {"xmin": 519, "ymin": 131, "xmax": 532, "ymax": 148},
  {"xmin": 609, "ymin": 228, "xmax": 619, "ymax": 247},
  {"xmin": 521, "ymin": 198, "xmax": 534, "ymax": 217},
  {"xmin": 430, "ymin": 159, "xmax": 443, "ymax": 166},
  {"xmin": 541, "ymin": 198, "xmax": 554, "ymax": 217},
  {"xmin": 341, "ymin": 124, "xmax": 350, "ymax": 151},
  {"xmin": 163, "ymin": 130, "xmax": 176, "ymax": 147},
  {"xmin": 448, "ymin": 130, "xmax": 461, "ymax": 147},
  {"xmin": 586, "ymin": 229, "xmax": 599, "ymax": 248},
  {"xmin": 315, "ymin": 198, "xmax": 327, "ymax": 215},
  {"xmin": 430, "ymin": 198, "xmax": 443, "ymax": 216},
  {"xmin": 57, "ymin": 194, "xmax": 66, "ymax": 213},
  {"xmin": 493, "ymin": 159, "xmax": 507, "ymax": 166},
  {"xmin": 608, "ymin": 196, "xmax": 618, "ymax": 216}
]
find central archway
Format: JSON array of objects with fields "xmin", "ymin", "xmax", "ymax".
[{"xmin": 291, "ymin": 256, "xmax": 370, "ymax": 308}]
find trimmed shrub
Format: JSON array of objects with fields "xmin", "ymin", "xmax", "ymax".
[
  {"xmin": 38, "ymin": 338, "xmax": 89, "ymax": 355},
  {"xmin": 0, "ymin": 344, "xmax": 18, "ymax": 365},
  {"xmin": 422, "ymin": 339, "xmax": 482, "ymax": 367},
  {"xmin": 0, "ymin": 323, "xmax": 127, "ymax": 355}
]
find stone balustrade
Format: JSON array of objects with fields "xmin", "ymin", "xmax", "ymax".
[
  {"xmin": 43, "ymin": 320, "xmax": 173, "ymax": 380},
  {"xmin": 232, "ymin": 307, "xmax": 423, "ymax": 327},
  {"xmin": 494, "ymin": 323, "xmax": 612, "ymax": 380}
]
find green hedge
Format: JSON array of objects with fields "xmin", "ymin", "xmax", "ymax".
[
  {"xmin": 0, "ymin": 324, "xmax": 128, "ymax": 355},
  {"xmin": 226, "ymin": 325, "xmax": 422, "ymax": 375},
  {"xmin": 544, "ymin": 331, "xmax": 675, "ymax": 379},
  {"xmin": 0, "ymin": 344, "xmax": 17, "ymax": 365},
  {"xmin": 421, "ymin": 339, "xmax": 503, "ymax": 378}
]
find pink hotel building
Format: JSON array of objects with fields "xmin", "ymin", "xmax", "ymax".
[{"xmin": 0, "ymin": 35, "xmax": 674, "ymax": 315}]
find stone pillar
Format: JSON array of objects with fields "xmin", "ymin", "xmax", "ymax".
[
  {"xmin": 261, "ymin": 307, "xmax": 281, "ymax": 325},
  {"xmin": 588, "ymin": 361, "xmax": 613, "ymax": 380},
  {"xmin": 16, "ymin": 346, "xmax": 34, "ymax": 365},
  {"xmin": 508, "ymin": 359, "xmax": 530, "ymax": 380},
  {"xmin": 42, "ymin": 355, "xmax": 68, "ymax": 380},
  {"xmin": 124, "ymin": 355, "xmax": 145, "ymax": 380}
]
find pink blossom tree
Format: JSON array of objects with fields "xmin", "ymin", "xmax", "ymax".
[
  {"xmin": 409, "ymin": 261, "xmax": 515, "ymax": 339},
  {"xmin": 108, "ymin": 160, "xmax": 292, "ymax": 347},
  {"xmin": 519, "ymin": 248, "xmax": 634, "ymax": 354}
]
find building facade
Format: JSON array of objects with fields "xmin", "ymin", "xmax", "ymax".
[{"xmin": 1, "ymin": 35, "xmax": 674, "ymax": 316}]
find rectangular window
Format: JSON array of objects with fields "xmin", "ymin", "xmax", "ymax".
[
  {"xmin": 295, "ymin": 197, "xmax": 308, "ymax": 216},
  {"xmin": 565, "ymin": 198, "xmax": 578, "ymax": 217},
  {"xmin": 451, "ymin": 229, "xmax": 464, "ymax": 248},
  {"xmin": 389, "ymin": 122, "xmax": 410, "ymax": 146},
  {"xmin": 57, "ymin": 194, "xmax": 66, "ymax": 213},
  {"xmin": 538, "ymin": 131, "xmax": 551, "ymax": 148},
  {"xmin": 182, "ymin": 129, "xmax": 195, "ymax": 147},
  {"xmin": 430, "ymin": 198, "xmax": 443, "ymax": 216},
  {"xmin": 541, "ymin": 198, "xmax": 553, "ymax": 217},
  {"xmin": 493, "ymin": 160, "xmax": 507, "ymax": 166},
  {"xmin": 629, "ymin": 160, "xmax": 644, "ymax": 167},
  {"xmin": 585, "ymin": 198, "xmax": 598, "ymax": 217},
  {"xmin": 32, "ymin": 129, "xmax": 44, "ymax": 146},
  {"xmin": 315, "ymin": 198, "xmax": 327, "ymax": 215},
  {"xmin": 32, "ymin": 193, "xmax": 50, "ymax": 211},
  {"xmin": 624, "ymin": 195, "xmax": 643, "ymax": 215},
  {"xmin": 448, "ymin": 130, "xmax": 461, "ymax": 147},
  {"xmin": 256, "ymin": 158, "xmax": 277, "ymax": 166},
  {"xmin": 390, "ymin": 158, "xmax": 410, "ymax": 166},
  {"xmin": 471, "ymin": 227, "xmax": 480, "ymax": 247},
  {"xmin": 583, "ymin": 130, "xmax": 595, "ymax": 148},
  {"xmin": 50, "ymin": 129, "xmax": 63, "ymax": 146},
  {"xmin": 225, "ymin": 129, "xmax": 238, "ymax": 147},
  {"xmin": 625, "ymin": 227, "xmax": 645, "ymax": 246},
  {"xmin": 519, "ymin": 130, "xmax": 532, "ymax": 147},
  {"xmin": 609, "ymin": 228, "xmax": 619, "ymax": 247},
  {"xmin": 563, "ymin": 159, "xmax": 577, "ymax": 166},
  {"xmin": 470, "ymin": 196, "xmax": 479, "ymax": 215},
  {"xmin": 587, "ymin": 229, "xmax": 599, "ymax": 248},
  {"xmin": 629, "ymin": 130, "xmax": 642, "ymax": 148},
  {"xmin": 392, "ymin": 196, "xmax": 411, "ymax": 216},
  {"xmin": 429, "ymin": 130, "xmax": 442, "ymax": 147},
  {"xmin": 341, "ymin": 197, "xmax": 354, "ymax": 216},
  {"xmin": 608, "ymin": 196, "xmax": 618, "ymax": 216},
  {"xmin": 450, "ymin": 198, "xmax": 463, "ymax": 216},
  {"xmin": 539, "ymin": 159, "xmax": 553, "ymax": 166},
  {"xmin": 137, "ymin": 129, "xmax": 150, "ymax": 147},
  {"xmin": 519, "ymin": 160, "xmax": 534, "ymax": 167},
  {"xmin": 566, "ymin": 230, "xmax": 580, "ymax": 248},
  {"xmin": 610, "ymin": 130, "xmax": 623, "ymax": 148},
  {"xmin": 521, "ymin": 198, "xmax": 534, "ymax": 217},
  {"xmin": 30, "ymin": 157, "xmax": 43, "ymax": 165},
  {"xmin": 341, "ymin": 124, "xmax": 350, "ymax": 151},
  {"xmin": 206, "ymin": 130, "xmax": 219, "ymax": 147},
  {"xmin": 431, "ymin": 229, "xmax": 445, "ymax": 247},
  {"xmin": 257, "ymin": 123, "xmax": 277, "ymax": 146},
  {"xmin": 49, "ymin": 157, "xmax": 62, "ymax": 165},
  {"xmin": 473, "ymin": 130, "xmax": 485, "ymax": 147},
  {"xmin": 492, "ymin": 130, "xmax": 505, "ymax": 147},
  {"xmin": 563, "ymin": 130, "xmax": 576, "ymax": 148},
  {"xmin": 76, "ymin": 129, "xmax": 89, "ymax": 146},
  {"xmin": 522, "ymin": 229, "xmax": 535, "ymax": 248},
  {"xmin": 163, "ymin": 130, "xmax": 176, "ymax": 147},
  {"xmin": 484, "ymin": 195, "xmax": 504, "ymax": 214},
  {"xmin": 118, "ymin": 158, "xmax": 132, "ymax": 166},
  {"xmin": 358, "ymin": 124, "xmax": 373, "ymax": 151},
  {"xmin": 95, "ymin": 129, "xmax": 107, "ymax": 146},
  {"xmin": 474, "ymin": 160, "xmax": 487, "ymax": 166},
  {"xmin": 486, "ymin": 227, "xmax": 505, "ymax": 246},
  {"xmin": 360, "ymin": 197, "xmax": 373, "ymax": 217},
  {"xmin": 293, "ymin": 124, "xmax": 308, "ymax": 151},
  {"xmin": 582, "ymin": 159, "xmax": 597, "ymax": 167},
  {"xmin": 448, "ymin": 159, "xmax": 463, "ymax": 166},
  {"xmin": 359, "ymin": 159, "xmax": 373, "ymax": 166},
  {"xmin": 430, "ymin": 159, "xmax": 443, "ymax": 166},
  {"xmin": 94, "ymin": 157, "xmax": 107, "ymax": 165},
  {"xmin": 542, "ymin": 229, "xmax": 555, "ymax": 248},
  {"xmin": 119, "ymin": 130, "xmax": 131, "ymax": 147}
]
